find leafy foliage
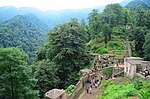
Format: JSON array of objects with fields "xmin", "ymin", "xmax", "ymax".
[
  {"xmin": 102, "ymin": 67, "xmax": 113, "ymax": 77},
  {"xmin": 0, "ymin": 47, "xmax": 38, "ymax": 99},
  {"xmin": 99, "ymin": 77, "xmax": 150, "ymax": 99},
  {"xmin": 0, "ymin": 1, "xmax": 150, "ymax": 99},
  {"xmin": 95, "ymin": 47, "xmax": 108, "ymax": 54},
  {"xmin": 112, "ymin": 50, "xmax": 125, "ymax": 55},
  {"xmin": 35, "ymin": 18, "xmax": 87, "ymax": 88},
  {"xmin": 66, "ymin": 85, "xmax": 75, "ymax": 96},
  {"xmin": 131, "ymin": 27, "xmax": 146, "ymax": 57},
  {"xmin": 32, "ymin": 60, "xmax": 59, "ymax": 98},
  {"xmin": 87, "ymin": 1, "xmax": 150, "ymax": 60},
  {"xmin": 143, "ymin": 32, "xmax": 150, "ymax": 60},
  {"xmin": 98, "ymin": 80, "xmax": 111, "ymax": 89},
  {"xmin": 86, "ymin": 3, "xmax": 126, "ymax": 55},
  {"xmin": 100, "ymin": 82, "xmax": 137, "ymax": 99},
  {"xmin": 0, "ymin": 14, "xmax": 49, "ymax": 63},
  {"xmin": 88, "ymin": 9, "xmax": 100, "ymax": 39}
]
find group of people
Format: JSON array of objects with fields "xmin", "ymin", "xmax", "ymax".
[
  {"xmin": 86, "ymin": 76, "xmax": 103, "ymax": 94},
  {"xmin": 141, "ymin": 68, "xmax": 150, "ymax": 77}
]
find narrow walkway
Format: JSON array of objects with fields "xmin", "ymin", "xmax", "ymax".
[
  {"xmin": 79, "ymin": 77, "xmax": 128, "ymax": 99},
  {"xmin": 79, "ymin": 87, "xmax": 101, "ymax": 99}
]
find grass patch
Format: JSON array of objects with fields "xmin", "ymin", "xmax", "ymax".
[
  {"xmin": 94, "ymin": 47, "xmax": 108, "ymax": 54},
  {"xmin": 112, "ymin": 50, "xmax": 125, "ymax": 55},
  {"xmin": 99, "ymin": 80, "xmax": 111, "ymax": 89},
  {"xmin": 86, "ymin": 33, "xmax": 125, "ymax": 55},
  {"xmin": 100, "ymin": 82, "xmax": 137, "ymax": 99},
  {"xmin": 99, "ymin": 76, "xmax": 150, "ymax": 99}
]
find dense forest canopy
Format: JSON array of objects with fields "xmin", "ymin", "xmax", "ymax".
[
  {"xmin": 0, "ymin": 14, "xmax": 49, "ymax": 63},
  {"xmin": 0, "ymin": 47, "xmax": 38, "ymax": 99},
  {"xmin": 0, "ymin": 0, "xmax": 150, "ymax": 98}
]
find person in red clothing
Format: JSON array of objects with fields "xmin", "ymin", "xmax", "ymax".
[{"xmin": 93, "ymin": 80, "xmax": 95, "ymax": 87}]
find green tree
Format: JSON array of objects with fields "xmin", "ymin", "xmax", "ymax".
[
  {"xmin": 47, "ymin": 18, "xmax": 86, "ymax": 88},
  {"xmin": 35, "ymin": 48, "xmax": 47, "ymax": 61},
  {"xmin": 133, "ymin": 27, "xmax": 146, "ymax": 57},
  {"xmin": 0, "ymin": 47, "xmax": 38, "ymax": 99},
  {"xmin": 102, "ymin": 67, "xmax": 113, "ymax": 77},
  {"xmin": 103, "ymin": 24, "xmax": 111, "ymax": 44},
  {"xmin": 80, "ymin": 19, "xmax": 89, "ymax": 41},
  {"xmin": 103, "ymin": 3, "xmax": 124, "ymax": 26},
  {"xmin": 88, "ymin": 9, "xmax": 100, "ymax": 39},
  {"xmin": 32, "ymin": 60, "xmax": 59, "ymax": 99},
  {"xmin": 99, "ymin": 3, "xmax": 124, "ymax": 42},
  {"xmin": 123, "ymin": 8, "xmax": 134, "ymax": 26},
  {"xmin": 143, "ymin": 31, "xmax": 150, "ymax": 60},
  {"xmin": 136, "ymin": 9, "xmax": 150, "ymax": 28}
]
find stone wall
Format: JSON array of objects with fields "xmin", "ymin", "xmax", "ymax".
[
  {"xmin": 136, "ymin": 73, "xmax": 150, "ymax": 81},
  {"xmin": 67, "ymin": 74, "xmax": 88, "ymax": 99}
]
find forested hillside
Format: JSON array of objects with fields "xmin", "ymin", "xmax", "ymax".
[
  {"xmin": 0, "ymin": 14, "xmax": 49, "ymax": 63},
  {"xmin": 32, "ymin": 1, "xmax": 150, "ymax": 98},
  {"xmin": 0, "ymin": 0, "xmax": 150, "ymax": 99},
  {"xmin": 126, "ymin": 0, "xmax": 150, "ymax": 59},
  {"xmin": 0, "ymin": 48, "xmax": 39, "ymax": 99},
  {"xmin": 32, "ymin": 18, "xmax": 90, "ymax": 98},
  {"xmin": 86, "ymin": 1, "xmax": 150, "ymax": 59},
  {"xmin": 126, "ymin": 0, "xmax": 150, "ymax": 12},
  {"xmin": 86, "ymin": 3, "xmax": 132, "ymax": 55}
]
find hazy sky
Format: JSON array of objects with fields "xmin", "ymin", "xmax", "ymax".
[{"xmin": 0, "ymin": 0, "xmax": 124, "ymax": 11}]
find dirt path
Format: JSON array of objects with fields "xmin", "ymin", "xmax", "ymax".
[
  {"xmin": 79, "ymin": 72, "xmax": 102, "ymax": 99},
  {"xmin": 111, "ymin": 77, "xmax": 129, "ymax": 82},
  {"xmin": 78, "ymin": 52, "xmax": 129, "ymax": 99},
  {"xmin": 79, "ymin": 87, "xmax": 101, "ymax": 99},
  {"xmin": 79, "ymin": 77, "xmax": 129, "ymax": 99}
]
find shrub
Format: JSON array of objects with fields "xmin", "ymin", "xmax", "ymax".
[
  {"xmin": 102, "ymin": 67, "xmax": 113, "ymax": 77},
  {"xmin": 138, "ymin": 89, "xmax": 150, "ymax": 99},
  {"xmin": 99, "ymin": 80, "xmax": 111, "ymax": 89},
  {"xmin": 66, "ymin": 85, "xmax": 75, "ymax": 96},
  {"xmin": 95, "ymin": 47, "xmax": 108, "ymax": 54},
  {"xmin": 99, "ymin": 82, "xmax": 138, "ymax": 99},
  {"xmin": 112, "ymin": 50, "xmax": 125, "ymax": 55}
]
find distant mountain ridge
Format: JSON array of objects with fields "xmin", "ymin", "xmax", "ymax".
[
  {"xmin": 126, "ymin": 0, "xmax": 150, "ymax": 11},
  {"xmin": 126, "ymin": 0, "xmax": 150, "ymax": 6},
  {"xmin": 1, "ymin": 0, "xmax": 145, "ymax": 28},
  {"xmin": 120, "ymin": 0, "xmax": 133, "ymax": 6},
  {"xmin": 0, "ymin": 6, "xmax": 94, "ymax": 28},
  {"xmin": 1, "ymin": 0, "xmax": 149, "ymax": 28}
]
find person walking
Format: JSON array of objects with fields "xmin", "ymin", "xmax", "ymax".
[
  {"xmin": 90, "ymin": 81, "xmax": 92, "ymax": 88},
  {"xmin": 86, "ymin": 86, "xmax": 89, "ymax": 93},
  {"xmin": 89, "ymin": 87, "xmax": 92, "ymax": 94},
  {"xmin": 100, "ymin": 75, "xmax": 103, "ymax": 80},
  {"xmin": 93, "ymin": 80, "xmax": 95, "ymax": 88},
  {"xmin": 95, "ymin": 82, "xmax": 98, "ymax": 88}
]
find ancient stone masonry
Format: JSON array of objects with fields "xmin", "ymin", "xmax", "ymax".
[
  {"xmin": 45, "ymin": 89, "xmax": 66, "ymax": 99},
  {"xmin": 124, "ymin": 57, "xmax": 150, "ymax": 80}
]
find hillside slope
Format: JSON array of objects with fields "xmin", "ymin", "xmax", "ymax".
[
  {"xmin": 0, "ymin": 14, "xmax": 49, "ymax": 63},
  {"xmin": 126, "ymin": 0, "xmax": 150, "ymax": 11}
]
